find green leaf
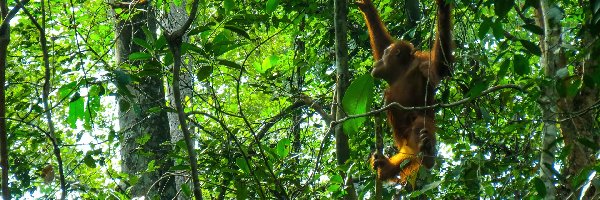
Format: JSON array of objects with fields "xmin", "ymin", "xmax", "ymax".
[
  {"xmin": 521, "ymin": 24, "xmax": 543, "ymax": 35},
  {"xmin": 276, "ymin": 139, "xmax": 291, "ymax": 158},
  {"xmin": 532, "ymin": 177, "xmax": 547, "ymax": 197},
  {"xmin": 133, "ymin": 38, "xmax": 152, "ymax": 50},
  {"xmin": 224, "ymin": 25, "xmax": 251, "ymax": 40},
  {"xmin": 342, "ymin": 74, "xmax": 374, "ymax": 136},
  {"xmin": 513, "ymin": 54, "xmax": 530, "ymax": 76},
  {"xmin": 224, "ymin": 0, "xmax": 234, "ymax": 12},
  {"xmin": 420, "ymin": 181, "xmax": 442, "ymax": 192},
  {"xmin": 497, "ymin": 58, "xmax": 510, "ymax": 79},
  {"xmin": 468, "ymin": 81, "xmax": 488, "ymax": 98},
  {"xmin": 67, "ymin": 96, "xmax": 85, "ymax": 129},
  {"xmin": 256, "ymin": 55, "xmax": 278, "ymax": 73},
  {"xmin": 330, "ymin": 174, "xmax": 343, "ymax": 184},
  {"xmin": 128, "ymin": 52, "xmax": 152, "ymax": 61},
  {"xmin": 197, "ymin": 65, "xmax": 214, "ymax": 81},
  {"xmin": 236, "ymin": 158, "xmax": 250, "ymax": 174},
  {"xmin": 188, "ymin": 23, "xmax": 214, "ymax": 36},
  {"xmin": 84, "ymin": 154, "xmax": 96, "ymax": 168},
  {"xmin": 58, "ymin": 81, "xmax": 78, "ymax": 100},
  {"xmin": 266, "ymin": 0, "xmax": 279, "ymax": 13},
  {"xmin": 491, "ymin": 20, "xmax": 504, "ymax": 39},
  {"xmin": 519, "ymin": 39, "xmax": 541, "ymax": 56},
  {"xmin": 235, "ymin": 181, "xmax": 249, "ymax": 199},
  {"xmin": 494, "ymin": 0, "xmax": 514, "ymax": 18},
  {"xmin": 146, "ymin": 160, "xmax": 156, "ymax": 172},
  {"xmin": 142, "ymin": 27, "xmax": 155, "ymax": 44},
  {"xmin": 182, "ymin": 184, "xmax": 192, "ymax": 198},
  {"xmin": 135, "ymin": 133, "xmax": 151, "ymax": 145},
  {"xmin": 478, "ymin": 18, "xmax": 492, "ymax": 39},
  {"xmin": 155, "ymin": 35, "xmax": 167, "ymax": 49},
  {"xmin": 218, "ymin": 59, "xmax": 242, "ymax": 70}
]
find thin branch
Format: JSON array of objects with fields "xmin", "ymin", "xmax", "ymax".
[
  {"xmin": 18, "ymin": 0, "xmax": 67, "ymax": 198},
  {"xmin": 332, "ymin": 84, "xmax": 524, "ymax": 126},
  {"xmin": 298, "ymin": 93, "xmax": 333, "ymax": 124}
]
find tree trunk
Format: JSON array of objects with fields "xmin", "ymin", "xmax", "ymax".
[
  {"xmin": 536, "ymin": 0, "xmax": 565, "ymax": 198},
  {"xmin": 556, "ymin": 1, "xmax": 600, "ymax": 198},
  {"xmin": 111, "ymin": 2, "xmax": 175, "ymax": 198},
  {"xmin": 0, "ymin": 1, "xmax": 11, "ymax": 199},
  {"xmin": 162, "ymin": 2, "xmax": 194, "ymax": 199},
  {"xmin": 334, "ymin": 0, "xmax": 357, "ymax": 199}
]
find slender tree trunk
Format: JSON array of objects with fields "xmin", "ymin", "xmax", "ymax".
[
  {"xmin": 162, "ymin": 3, "xmax": 194, "ymax": 199},
  {"xmin": 163, "ymin": 0, "xmax": 203, "ymax": 198},
  {"xmin": 292, "ymin": 16, "xmax": 306, "ymax": 156},
  {"xmin": 0, "ymin": 0, "xmax": 11, "ymax": 199},
  {"xmin": 111, "ymin": 2, "xmax": 175, "ymax": 198},
  {"xmin": 334, "ymin": 0, "xmax": 357, "ymax": 199},
  {"xmin": 536, "ymin": 0, "xmax": 565, "ymax": 198}
]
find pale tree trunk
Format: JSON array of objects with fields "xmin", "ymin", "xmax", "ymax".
[
  {"xmin": 161, "ymin": 3, "xmax": 194, "ymax": 199},
  {"xmin": 111, "ymin": 2, "xmax": 175, "ymax": 198},
  {"xmin": 536, "ymin": 0, "xmax": 565, "ymax": 199},
  {"xmin": 556, "ymin": 1, "xmax": 600, "ymax": 198},
  {"xmin": 334, "ymin": 0, "xmax": 357, "ymax": 199}
]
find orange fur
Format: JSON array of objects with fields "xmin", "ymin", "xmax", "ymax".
[{"xmin": 357, "ymin": 0, "xmax": 453, "ymax": 183}]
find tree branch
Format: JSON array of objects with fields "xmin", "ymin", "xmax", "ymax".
[{"xmin": 331, "ymin": 84, "xmax": 524, "ymax": 126}]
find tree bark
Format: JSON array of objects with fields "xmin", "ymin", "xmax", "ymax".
[
  {"xmin": 334, "ymin": 0, "xmax": 357, "ymax": 199},
  {"xmin": 163, "ymin": 0, "xmax": 203, "ymax": 198},
  {"xmin": 0, "ymin": 0, "xmax": 11, "ymax": 199},
  {"xmin": 556, "ymin": 0, "xmax": 600, "ymax": 198},
  {"xmin": 111, "ymin": 2, "xmax": 175, "ymax": 198},
  {"xmin": 536, "ymin": 0, "xmax": 565, "ymax": 198},
  {"xmin": 162, "ymin": 2, "xmax": 194, "ymax": 199}
]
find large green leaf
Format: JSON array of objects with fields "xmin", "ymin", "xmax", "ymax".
[
  {"xmin": 494, "ymin": 0, "xmax": 514, "ymax": 18},
  {"xmin": 342, "ymin": 74, "xmax": 374, "ymax": 136},
  {"xmin": 67, "ymin": 94, "xmax": 85, "ymax": 129},
  {"xmin": 478, "ymin": 18, "xmax": 492, "ymax": 39},
  {"xmin": 513, "ymin": 54, "xmax": 530, "ymax": 76},
  {"xmin": 128, "ymin": 52, "xmax": 152, "ymax": 61},
  {"xmin": 266, "ymin": 0, "xmax": 279, "ymax": 14}
]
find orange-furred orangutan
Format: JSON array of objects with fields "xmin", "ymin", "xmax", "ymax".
[{"xmin": 356, "ymin": 0, "xmax": 453, "ymax": 183}]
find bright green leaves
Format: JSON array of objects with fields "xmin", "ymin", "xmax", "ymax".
[
  {"xmin": 60, "ymin": 81, "xmax": 105, "ymax": 129},
  {"xmin": 342, "ymin": 74, "xmax": 374, "ymax": 136},
  {"xmin": 254, "ymin": 54, "xmax": 279, "ymax": 74},
  {"xmin": 276, "ymin": 138, "xmax": 291, "ymax": 158},
  {"xmin": 67, "ymin": 92, "xmax": 85, "ymax": 129}
]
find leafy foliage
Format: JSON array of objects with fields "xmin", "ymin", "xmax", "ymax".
[{"xmin": 1, "ymin": 0, "xmax": 598, "ymax": 199}]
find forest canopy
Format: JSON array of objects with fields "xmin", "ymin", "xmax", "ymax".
[{"xmin": 0, "ymin": 0, "xmax": 599, "ymax": 199}]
